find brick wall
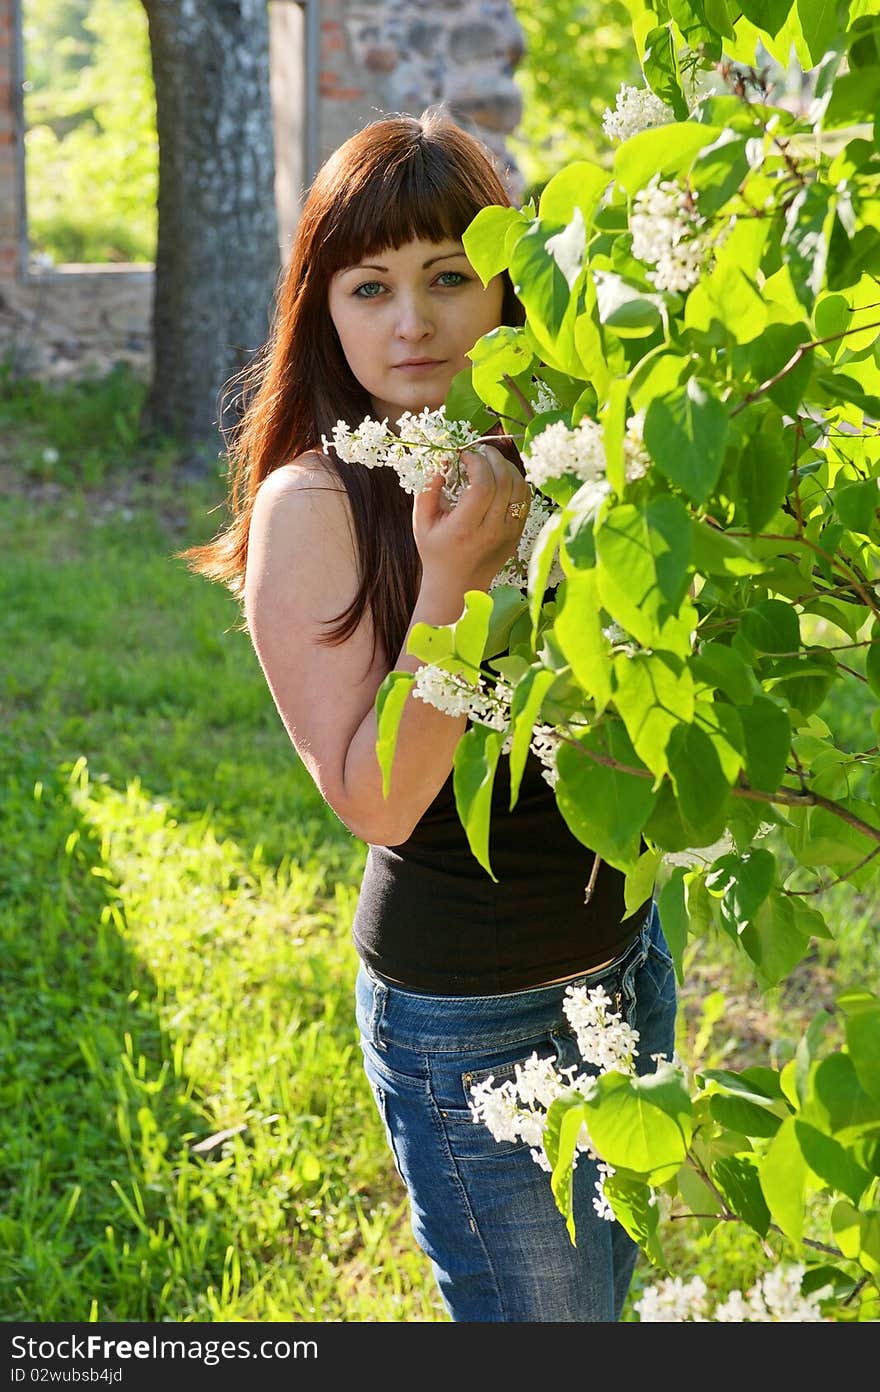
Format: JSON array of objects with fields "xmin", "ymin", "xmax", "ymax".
[{"xmin": 0, "ymin": 0, "xmax": 525, "ymax": 381}]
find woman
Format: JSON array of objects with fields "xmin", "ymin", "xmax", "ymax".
[{"xmin": 185, "ymin": 111, "xmax": 677, "ymax": 1322}]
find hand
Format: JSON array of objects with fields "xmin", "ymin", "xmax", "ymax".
[{"xmin": 412, "ymin": 443, "xmax": 532, "ymax": 595}]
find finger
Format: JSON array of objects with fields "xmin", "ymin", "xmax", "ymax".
[
  {"xmin": 413, "ymin": 468, "xmax": 446, "ymax": 527},
  {"xmin": 458, "ymin": 447, "xmax": 497, "ymax": 522}
]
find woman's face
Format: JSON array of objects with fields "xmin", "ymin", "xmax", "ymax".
[{"xmin": 328, "ymin": 237, "xmax": 505, "ymax": 422}]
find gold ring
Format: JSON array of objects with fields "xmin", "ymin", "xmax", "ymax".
[{"xmin": 507, "ymin": 500, "xmax": 529, "ymax": 519}]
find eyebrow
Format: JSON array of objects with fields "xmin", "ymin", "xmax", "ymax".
[{"xmin": 340, "ymin": 250, "xmax": 468, "ymax": 274}]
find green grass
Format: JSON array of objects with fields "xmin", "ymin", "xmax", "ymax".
[{"xmin": 0, "ymin": 366, "xmax": 875, "ymax": 1322}]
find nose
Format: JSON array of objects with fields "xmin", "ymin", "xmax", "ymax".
[{"xmin": 394, "ymin": 291, "xmax": 433, "ymax": 342}]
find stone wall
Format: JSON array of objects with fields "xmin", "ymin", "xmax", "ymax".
[{"xmin": 0, "ymin": 0, "xmax": 524, "ymax": 383}]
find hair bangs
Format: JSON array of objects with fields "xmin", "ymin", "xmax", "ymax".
[{"xmin": 319, "ymin": 121, "xmax": 506, "ymax": 277}]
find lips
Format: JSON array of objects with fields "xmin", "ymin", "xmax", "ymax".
[{"xmin": 393, "ymin": 358, "xmax": 445, "ymax": 368}]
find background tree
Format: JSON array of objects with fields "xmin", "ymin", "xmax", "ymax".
[
  {"xmin": 509, "ymin": 0, "xmax": 640, "ymax": 194},
  {"xmin": 138, "ymin": 0, "xmax": 279, "ymax": 456}
]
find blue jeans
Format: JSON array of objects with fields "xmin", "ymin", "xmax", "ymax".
[{"xmin": 354, "ymin": 900, "xmax": 677, "ymax": 1322}]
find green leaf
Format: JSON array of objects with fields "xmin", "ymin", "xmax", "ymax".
[
  {"xmin": 709, "ymin": 1093, "xmax": 783, "ymax": 1139},
  {"xmin": 625, "ymin": 847, "xmax": 663, "ymax": 916},
  {"xmin": 691, "ymin": 131, "xmax": 751, "ymax": 218},
  {"xmin": 483, "ymin": 586, "xmax": 529, "ymax": 662},
  {"xmin": 508, "ymin": 666, "xmax": 557, "ymax": 809},
  {"xmin": 601, "ymin": 1172, "xmax": 667, "ymax": 1265},
  {"xmin": 594, "ymin": 502, "xmax": 691, "ymax": 650},
  {"xmin": 740, "ymin": 598, "xmax": 801, "ymax": 654},
  {"xmin": 644, "ymin": 378, "xmax": 729, "ymax": 506},
  {"xmin": 582, "ymin": 1066, "xmax": 693, "ymax": 1175},
  {"xmin": 813, "ymin": 1053, "xmax": 880, "ymax": 1138},
  {"xmin": 731, "ymin": 322, "xmax": 813, "ymax": 416},
  {"xmin": 782, "ymin": 184, "xmax": 833, "ymax": 310},
  {"xmin": 613, "ymin": 652, "xmax": 694, "ymax": 781},
  {"xmin": 642, "ymin": 24, "xmax": 689, "ymax": 120},
  {"xmin": 553, "ymin": 569, "xmax": 613, "ymax": 710},
  {"xmin": 444, "ymin": 366, "xmax": 495, "ymax": 434},
  {"xmin": 528, "ymin": 508, "xmax": 565, "ymax": 642},
  {"xmin": 667, "ymin": 724, "xmax": 731, "ymax": 839},
  {"xmin": 538, "ymin": 160, "xmax": 611, "ymax": 228},
  {"xmin": 737, "ymin": 1, "xmax": 795, "ymax": 38},
  {"xmin": 737, "ymin": 431, "xmax": 791, "ymax": 534},
  {"xmin": 657, "ymin": 867, "xmax": 688, "ymax": 985},
  {"xmin": 835, "ymin": 477, "xmax": 880, "ymax": 536},
  {"xmin": 509, "ymin": 221, "xmax": 575, "ymax": 341},
  {"xmin": 691, "ymin": 642, "xmax": 756, "ymax": 704},
  {"xmin": 375, "ymin": 671, "xmax": 416, "ymax": 799},
  {"xmin": 451, "ymin": 589, "xmax": 495, "ymax": 668},
  {"xmin": 794, "ymin": 1120, "xmax": 872, "ymax": 1206},
  {"xmin": 595, "ymin": 270, "xmax": 663, "ymax": 338},
  {"xmin": 738, "ymin": 695, "xmax": 791, "ymax": 793},
  {"xmin": 685, "ymin": 261, "xmax": 768, "ymax": 341},
  {"xmin": 547, "ymin": 1094, "xmax": 589, "ymax": 1242},
  {"xmin": 760, "ymin": 1115, "xmax": 807, "ymax": 1243},
  {"xmin": 613, "ymin": 123, "xmax": 723, "ymax": 196},
  {"xmin": 739, "ymin": 891, "xmax": 814, "ymax": 988},
  {"xmin": 706, "ymin": 847, "xmax": 776, "ymax": 934},
  {"xmin": 844, "ymin": 1002, "xmax": 880, "ymax": 1105},
  {"xmin": 797, "ymin": 0, "xmax": 846, "ymax": 65},
  {"xmin": 555, "ymin": 719, "xmax": 659, "ymax": 868},
  {"xmin": 462, "ymin": 204, "xmax": 529, "ymax": 285},
  {"xmin": 712, "ymin": 1155, "xmax": 772, "ymax": 1236},
  {"xmin": 453, "ymin": 724, "xmax": 505, "ymax": 881}
]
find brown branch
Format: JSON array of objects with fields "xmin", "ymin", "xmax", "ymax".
[
  {"xmin": 731, "ymin": 319, "xmax": 880, "ymax": 416},
  {"xmin": 502, "ymin": 373, "xmax": 537, "ymax": 423},
  {"xmin": 553, "ymin": 728, "xmax": 880, "ymax": 846}
]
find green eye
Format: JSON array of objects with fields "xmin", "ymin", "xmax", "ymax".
[
  {"xmin": 354, "ymin": 281, "xmax": 384, "ymax": 298},
  {"xmin": 436, "ymin": 271, "xmax": 466, "ymax": 287}
]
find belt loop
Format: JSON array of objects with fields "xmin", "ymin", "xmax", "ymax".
[{"xmin": 368, "ymin": 976, "xmax": 389, "ymax": 1050}]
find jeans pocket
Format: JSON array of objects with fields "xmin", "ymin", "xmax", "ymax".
[{"xmin": 442, "ymin": 1027, "xmax": 580, "ymax": 1161}]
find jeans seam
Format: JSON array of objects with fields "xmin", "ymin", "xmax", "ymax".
[{"xmin": 427, "ymin": 1056, "xmax": 508, "ymax": 1319}]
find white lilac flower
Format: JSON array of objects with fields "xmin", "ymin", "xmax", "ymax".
[
  {"xmin": 636, "ymin": 1264, "xmax": 827, "ymax": 1322},
  {"xmin": 522, "ymin": 413, "xmax": 650, "ymax": 498},
  {"xmin": 412, "ymin": 665, "xmax": 512, "ymax": 731},
  {"xmin": 623, "ymin": 408, "xmax": 650, "ymax": 480},
  {"xmin": 468, "ymin": 981, "xmax": 649, "ymax": 1217},
  {"xmin": 322, "ymin": 406, "xmax": 481, "ymax": 496},
  {"xmin": 325, "ymin": 408, "xmax": 567, "ymax": 592},
  {"xmin": 563, "ymin": 982, "xmax": 640, "ymax": 1074},
  {"xmin": 715, "ymin": 1265, "xmax": 826, "ymax": 1323},
  {"xmin": 529, "ymin": 723, "xmax": 562, "ymax": 788},
  {"xmin": 522, "ymin": 417, "xmax": 607, "ymax": 491},
  {"xmin": 634, "ymin": 1274, "xmax": 711, "ymax": 1322},
  {"xmin": 602, "ymin": 84, "xmax": 677, "ymax": 143},
  {"xmin": 532, "ymin": 378, "xmax": 561, "ymax": 414},
  {"xmin": 629, "ymin": 175, "xmax": 716, "ymax": 293}
]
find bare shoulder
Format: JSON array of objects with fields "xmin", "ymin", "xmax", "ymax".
[{"xmin": 251, "ymin": 451, "xmax": 353, "ymax": 539}]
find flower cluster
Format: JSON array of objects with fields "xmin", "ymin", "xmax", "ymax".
[
  {"xmin": 629, "ymin": 175, "xmax": 717, "ymax": 293},
  {"xmin": 468, "ymin": 983, "xmax": 644, "ymax": 1220},
  {"xmin": 634, "ymin": 1265, "xmax": 827, "ymax": 1322},
  {"xmin": 411, "ymin": 666, "xmax": 564, "ymax": 788},
  {"xmin": 602, "ymin": 83, "xmax": 677, "ymax": 143},
  {"xmin": 521, "ymin": 409, "xmax": 650, "ymax": 498},
  {"xmin": 412, "ymin": 665, "xmax": 511, "ymax": 732},
  {"xmin": 324, "ymin": 406, "xmax": 481, "ymax": 498}
]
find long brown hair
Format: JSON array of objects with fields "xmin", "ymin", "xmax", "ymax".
[{"xmin": 182, "ymin": 110, "xmax": 522, "ymax": 662}]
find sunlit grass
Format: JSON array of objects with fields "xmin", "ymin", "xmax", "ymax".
[{"xmin": 1, "ymin": 366, "xmax": 874, "ymax": 1322}]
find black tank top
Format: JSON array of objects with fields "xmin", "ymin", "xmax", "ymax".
[{"xmin": 351, "ymin": 747, "xmax": 654, "ymax": 994}]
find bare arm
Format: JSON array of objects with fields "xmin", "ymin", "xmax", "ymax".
[{"xmin": 244, "ymin": 448, "xmax": 530, "ymax": 845}]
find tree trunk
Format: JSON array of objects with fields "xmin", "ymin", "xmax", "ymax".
[{"xmin": 139, "ymin": 0, "xmax": 279, "ymax": 464}]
